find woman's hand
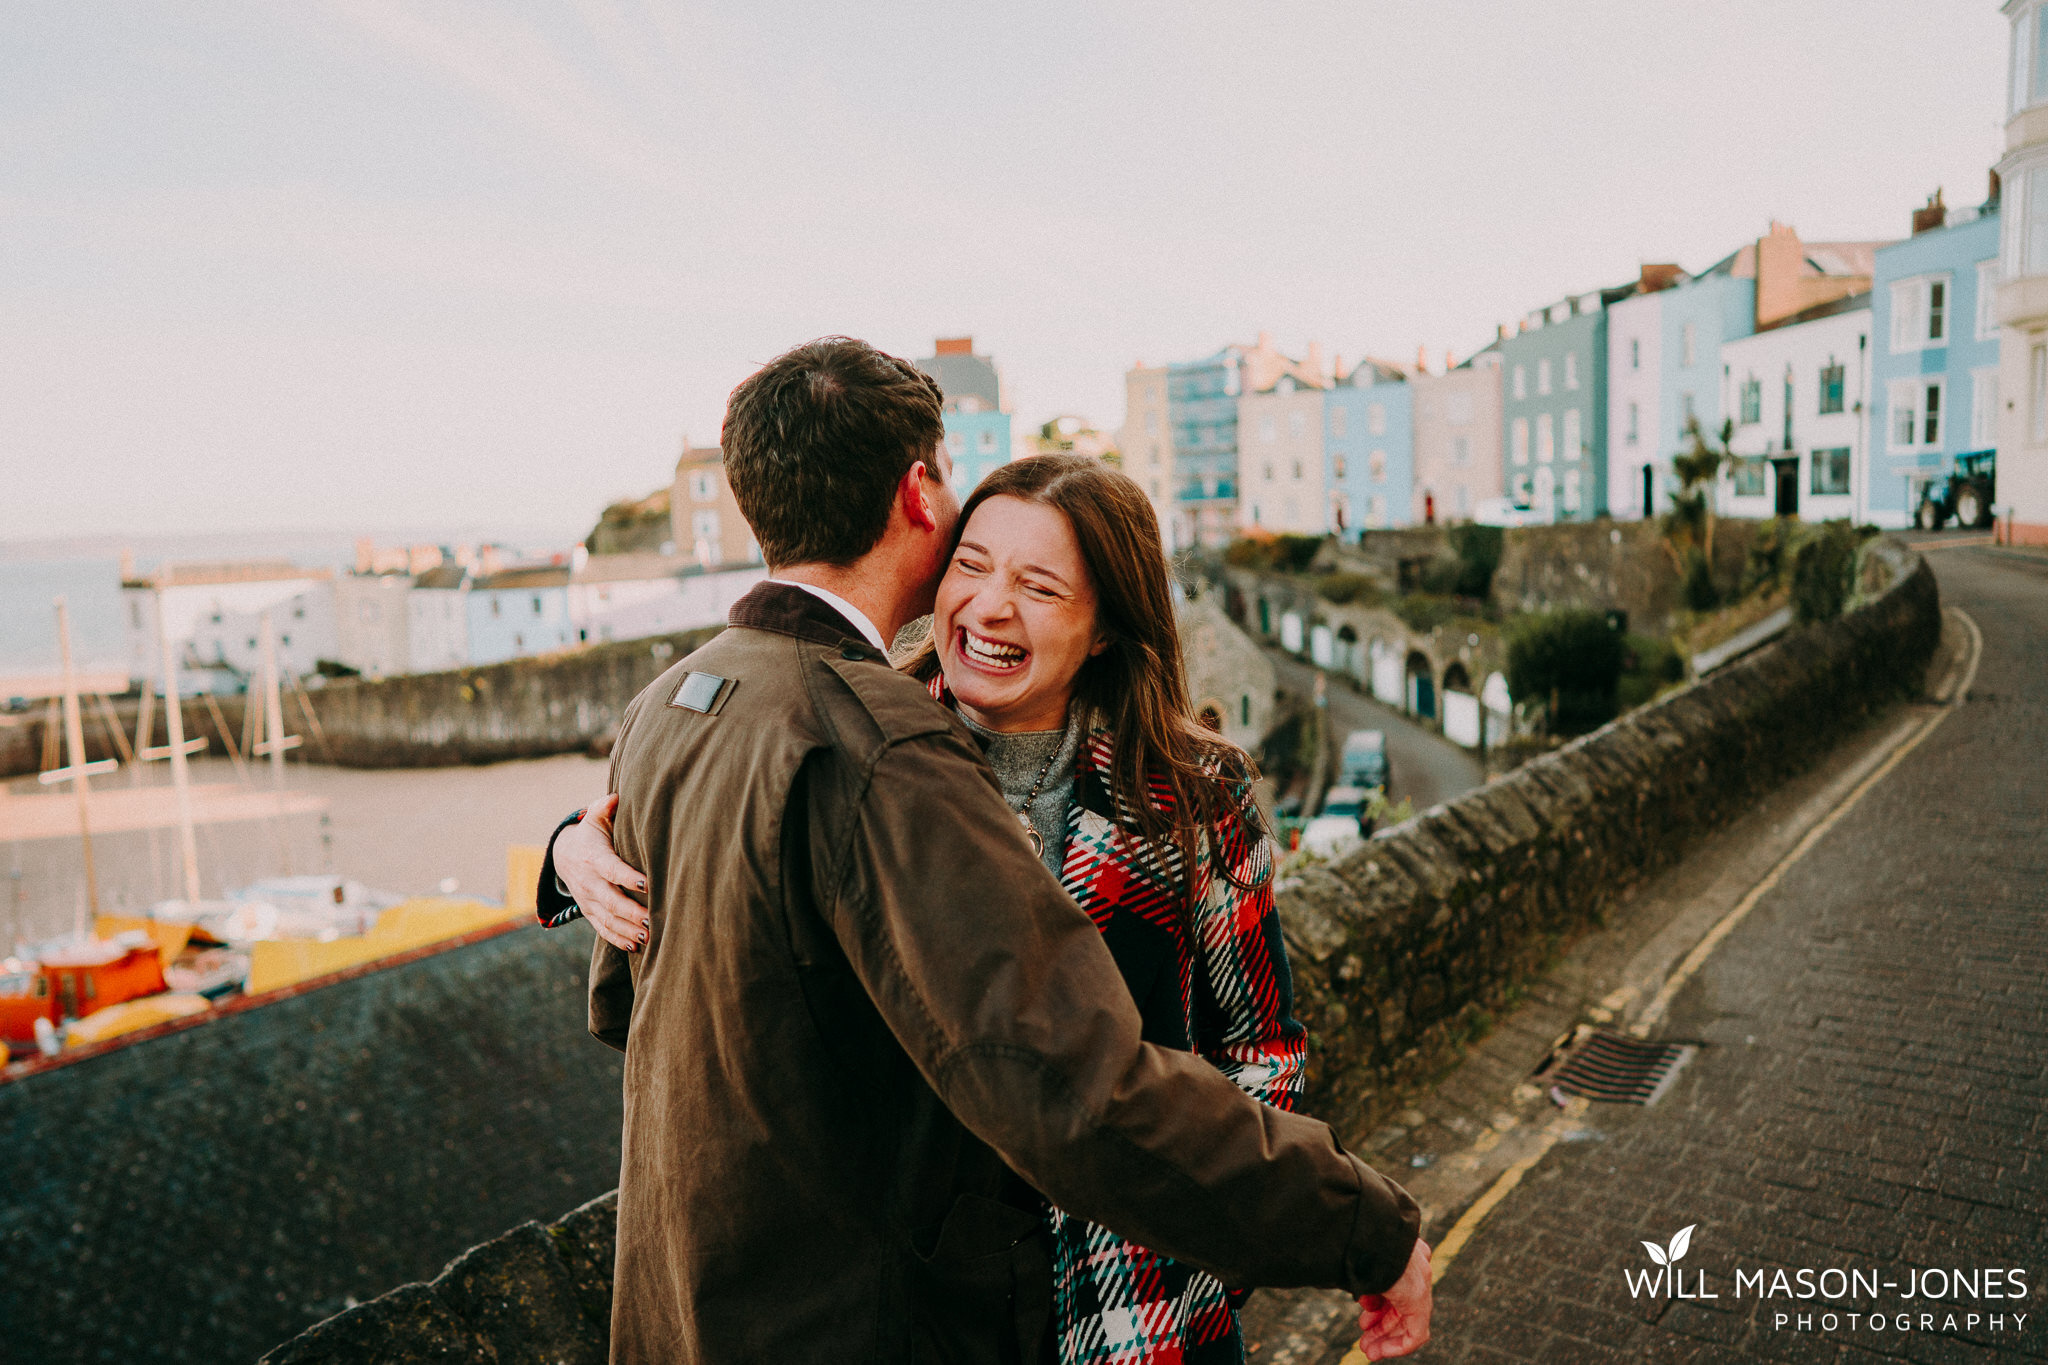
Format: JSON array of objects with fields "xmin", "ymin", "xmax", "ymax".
[
  {"xmin": 1355, "ymin": 1236, "xmax": 1432, "ymax": 1360},
  {"xmin": 559, "ymin": 794, "xmax": 651, "ymax": 952}
]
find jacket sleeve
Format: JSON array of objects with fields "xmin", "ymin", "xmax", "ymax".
[
  {"xmin": 818, "ymin": 727, "xmax": 1420, "ymax": 1296},
  {"xmin": 536, "ymin": 809, "xmax": 587, "ymax": 929},
  {"xmin": 587, "ymin": 696, "xmax": 646, "ymax": 1052},
  {"xmin": 1188, "ymin": 802, "xmax": 1306, "ymax": 1113}
]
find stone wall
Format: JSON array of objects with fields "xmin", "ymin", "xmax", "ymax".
[
  {"xmin": 0, "ymin": 921, "xmax": 624, "ymax": 1365},
  {"xmin": 0, "ymin": 626, "xmax": 728, "ymax": 779},
  {"xmin": 262, "ymin": 539, "xmax": 1940, "ymax": 1360},
  {"xmin": 1487, "ymin": 517, "xmax": 1759, "ymax": 634}
]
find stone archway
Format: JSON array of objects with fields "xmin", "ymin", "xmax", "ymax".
[
  {"xmin": 1335, "ymin": 624, "xmax": 1360, "ymax": 680},
  {"xmin": 1440, "ymin": 662, "xmax": 1478, "ymax": 746}
]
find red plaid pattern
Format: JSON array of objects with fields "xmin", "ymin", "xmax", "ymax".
[{"xmin": 1046, "ymin": 719, "xmax": 1304, "ymax": 1365}]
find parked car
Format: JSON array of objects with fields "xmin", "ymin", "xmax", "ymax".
[
  {"xmin": 1301, "ymin": 785, "xmax": 1370, "ymax": 859},
  {"xmin": 1338, "ymin": 729, "xmax": 1391, "ymax": 796},
  {"xmin": 1473, "ymin": 497, "xmax": 1540, "ymax": 528}
]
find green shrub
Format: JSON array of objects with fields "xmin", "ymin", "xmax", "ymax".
[
  {"xmin": 1224, "ymin": 537, "xmax": 1276, "ymax": 569},
  {"xmin": 1445, "ymin": 523, "xmax": 1504, "ymax": 598},
  {"xmin": 1617, "ymin": 633, "xmax": 1683, "ymax": 711},
  {"xmin": 1740, "ymin": 518, "xmax": 1792, "ymax": 597},
  {"xmin": 1792, "ymin": 521, "xmax": 1860, "ymax": 623},
  {"xmin": 1393, "ymin": 594, "xmax": 1455, "ymax": 632},
  {"xmin": 1272, "ymin": 533, "xmax": 1326, "ymax": 573},
  {"xmin": 1507, "ymin": 608, "xmax": 1625, "ymax": 734},
  {"xmin": 1315, "ymin": 571, "xmax": 1379, "ymax": 606}
]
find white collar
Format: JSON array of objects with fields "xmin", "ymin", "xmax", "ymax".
[{"xmin": 768, "ymin": 578, "xmax": 888, "ymax": 654}]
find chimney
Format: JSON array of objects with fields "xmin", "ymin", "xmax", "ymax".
[
  {"xmin": 1257, "ymin": 330, "xmax": 1273, "ymax": 352},
  {"xmin": 1639, "ymin": 262, "xmax": 1684, "ymax": 293},
  {"xmin": 1497, "ymin": 323, "xmax": 1508, "ymax": 341},
  {"xmin": 1331, "ymin": 353, "xmax": 1344, "ymax": 382},
  {"xmin": 1415, "ymin": 344, "xmax": 1429, "ymax": 375},
  {"xmin": 1912, "ymin": 189, "xmax": 1947, "ymax": 236},
  {"xmin": 1989, "ymin": 168, "xmax": 2003, "ymax": 209},
  {"xmin": 935, "ymin": 337, "xmax": 973, "ymax": 355},
  {"xmin": 1444, "ymin": 348, "xmax": 1456, "ymax": 371},
  {"xmin": 1306, "ymin": 340, "xmax": 1325, "ymax": 377},
  {"xmin": 355, "ymin": 538, "xmax": 374, "ymax": 575}
]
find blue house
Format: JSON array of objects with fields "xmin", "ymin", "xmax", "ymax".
[
  {"xmin": 1324, "ymin": 360, "xmax": 1414, "ymax": 535},
  {"xmin": 1867, "ymin": 193, "xmax": 2002, "ymax": 528},
  {"xmin": 1655, "ymin": 262, "xmax": 1756, "ymax": 512},
  {"xmin": 466, "ymin": 565, "xmax": 572, "ymax": 665},
  {"xmin": 1168, "ymin": 346, "xmax": 1244, "ymax": 546},
  {"xmin": 916, "ymin": 337, "xmax": 1013, "ymax": 493},
  {"xmin": 1499, "ymin": 286, "xmax": 1626, "ymax": 520}
]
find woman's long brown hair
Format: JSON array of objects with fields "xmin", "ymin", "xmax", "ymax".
[{"xmin": 904, "ymin": 453, "xmax": 1265, "ymax": 902}]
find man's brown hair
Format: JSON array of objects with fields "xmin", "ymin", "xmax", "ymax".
[{"xmin": 720, "ymin": 337, "xmax": 946, "ymax": 567}]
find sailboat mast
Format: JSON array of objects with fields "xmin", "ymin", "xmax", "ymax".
[
  {"xmin": 53, "ymin": 597, "xmax": 102, "ymax": 920},
  {"xmin": 155, "ymin": 589, "xmax": 203, "ymax": 904}
]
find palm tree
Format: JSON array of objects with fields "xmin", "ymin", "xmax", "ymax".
[{"xmin": 1662, "ymin": 416, "xmax": 1733, "ymax": 609}]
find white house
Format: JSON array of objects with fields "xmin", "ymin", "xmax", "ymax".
[
  {"xmin": 567, "ymin": 552, "xmax": 767, "ymax": 644},
  {"xmin": 406, "ymin": 563, "xmax": 472, "ymax": 674},
  {"xmin": 333, "ymin": 573, "xmax": 414, "ymax": 678},
  {"xmin": 1606, "ymin": 285, "xmax": 1668, "ymax": 520},
  {"xmin": 122, "ymin": 561, "xmax": 338, "ymax": 693},
  {"xmin": 1716, "ymin": 297, "xmax": 1872, "ymax": 523}
]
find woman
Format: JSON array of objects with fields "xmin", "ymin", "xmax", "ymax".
[{"xmin": 565, "ymin": 455, "xmax": 1303, "ymax": 1364}]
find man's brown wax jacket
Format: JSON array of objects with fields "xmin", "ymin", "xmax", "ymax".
[{"xmin": 590, "ymin": 581, "xmax": 1419, "ymax": 1363}]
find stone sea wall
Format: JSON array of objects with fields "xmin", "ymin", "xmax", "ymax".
[
  {"xmin": 0, "ymin": 921, "xmax": 623, "ymax": 1365},
  {"xmin": 262, "ymin": 539, "xmax": 1940, "ymax": 1360}
]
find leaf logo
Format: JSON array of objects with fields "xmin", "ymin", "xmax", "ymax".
[{"xmin": 1639, "ymin": 1224, "xmax": 1695, "ymax": 1267}]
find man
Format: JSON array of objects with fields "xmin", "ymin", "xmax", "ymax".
[{"xmin": 543, "ymin": 337, "xmax": 1431, "ymax": 1363}]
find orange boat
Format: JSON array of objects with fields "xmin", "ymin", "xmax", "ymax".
[{"xmin": 0, "ymin": 936, "xmax": 170, "ymax": 1052}]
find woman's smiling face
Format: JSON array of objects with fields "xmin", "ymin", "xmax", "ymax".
[{"xmin": 934, "ymin": 494, "xmax": 1107, "ymax": 733}]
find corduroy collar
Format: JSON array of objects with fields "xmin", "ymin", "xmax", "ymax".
[{"xmin": 727, "ymin": 580, "xmax": 886, "ymax": 659}]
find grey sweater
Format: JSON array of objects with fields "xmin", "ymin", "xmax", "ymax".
[{"xmin": 959, "ymin": 706, "xmax": 1086, "ymax": 876}]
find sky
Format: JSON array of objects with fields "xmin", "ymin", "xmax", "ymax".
[{"xmin": 0, "ymin": 0, "xmax": 2014, "ymax": 546}]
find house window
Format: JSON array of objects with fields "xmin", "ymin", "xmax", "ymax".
[
  {"xmin": 1331, "ymin": 407, "xmax": 1347, "ymax": 437},
  {"xmin": 1537, "ymin": 359, "xmax": 1552, "ymax": 395},
  {"xmin": 1563, "ymin": 409, "xmax": 1582, "ymax": 462},
  {"xmin": 977, "ymin": 429, "xmax": 996, "ymax": 454},
  {"xmin": 1819, "ymin": 362, "xmax": 1845, "ymax": 415},
  {"xmin": 1333, "ymin": 455, "xmax": 1347, "ymax": 478},
  {"xmin": 1680, "ymin": 391, "xmax": 1697, "ymax": 438},
  {"xmin": 2035, "ymin": 344, "xmax": 2048, "ymax": 443},
  {"xmin": 1890, "ymin": 276, "xmax": 1951, "ymax": 351},
  {"xmin": 1511, "ymin": 417, "xmax": 1529, "ymax": 464},
  {"xmin": 1369, "ymin": 449, "xmax": 1388, "ymax": 482},
  {"xmin": 1977, "ymin": 261, "xmax": 2000, "ymax": 341},
  {"xmin": 1260, "ymin": 416, "xmax": 1276, "ymax": 443},
  {"xmin": 1809, "ymin": 447, "xmax": 1851, "ymax": 496},
  {"xmin": 1512, "ymin": 366, "xmax": 1527, "ymax": 399},
  {"xmin": 1564, "ymin": 353, "xmax": 1579, "ymax": 390},
  {"xmin": 1681, "ymin": 323, "xmax": 1697, "ymax": 367},
  {"xmin": 1144, "ymin": 411, "xmax": 1157, "ymax": 433},
  {"xmin": 1973, "ymin": 368, "xmax": 2000, "ymax": 447},
  {"xmin": 491, "ymin": 599, "xmax": 501, "ymax": 617},
  {"xmin": 1291, "ymin": 460, "xmax": 1303, "ymax": 480},
  {"xmin": 946, "ymin": 431, "xmax": 965, "ymax": 457},
  {"xmin": 1367, "ymin": 494, "xmax": 1387, "ymax": 526},
  {"xmin": 1740, "ymin": 377, "xmax": 1762, "ymax": 425},
  {"xmin": 1454, "ymin": 484, "xmax": 1470, "ymax": 516},
  {"xmin": 1626, "ymin": 401, "xmax": 1640, "ymax": 444},
  {"xmin": 1262, "ymin": 463, "xmax": 1274, "ymax": 482},
  {"xmin": 690, "ymin": 472, "xmax": 715, "ymax": 501},
  {"xmin": 1888, "ymin": 378, "xmax": 1945, "ymax": 449},
  {"xmin": 2017, "ymin": 164, "xmax": 2048, "ymax": 278},
  {"xmin": 531, "ymin": 596, "xmax": 544, "ymax": 615},
  {"xmin": 1562, "ymin": 467, "xmax": 1582, "ymax": 513},
  {"xmin": 1452, "ymin": 436, "xmax": 1470, "ymax": 466},
  {"xmin": 1536, "ymin": 412, "xmax": 1555, "ymax": 463},
  {"xmin": 1368, "ymin": 403, "xmax": 1387, "ymax": 435},
  {"xmin": 1631, "ymin": 338, "xmax": 1641, "ymax": 370},
  {"xmin": 1733, "ymin": 458, "xmax": 1768, "ymax": 496},
  {"xmin": 1288, "ymin": 410, "xmax": 1306, "ymax": 438},
  {"xmin": 1448, "ymin": 393, "xmax": 1473, "ymax": 424}
]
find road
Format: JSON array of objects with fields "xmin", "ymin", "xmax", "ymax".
[
  {"xmin": 1419, "ymin": 545, "xmax": 2048, "ymax": 1363},
  {"xmin": 1261, "ymin": 643, "xmax": 1486, "ymax": 814}
]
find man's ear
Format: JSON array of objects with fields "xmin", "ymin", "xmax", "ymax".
[{"xmin": 901, "ymin": 460, "xmax": 940, "ymax": 532}]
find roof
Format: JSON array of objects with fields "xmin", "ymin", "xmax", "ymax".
[
  {"xmin": 1339, "ymin": 358, "xmax": 1408, "ymax": 387},
  {"xmin": 674, "ymin": 443, "xmax": 722, "ymax": 472},
  {"xmin": 122, "ymin": 560, "xmax": 333, "ymax": 590},
  {"xmin": 473, "ymin": 566, "xmax": 570, "ymax": 591},
  {"xmin": 412, "ymin": 564, "xmax": 470, "ymax": 591},
  {"xmin": 915, "ymin": 351, "xmax": 1002, "ymax": 413},
  {"xmin": 1754, "ymin": 289, "xmax": 1873, "ymax": 333},
  {"xmin": 572, "ymin": 553, "xmax": 689, "ymax": 585}
]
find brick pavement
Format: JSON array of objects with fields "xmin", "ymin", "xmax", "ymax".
[{"xmin": 1421, "ymin": 547, "xmax": 2047, "ymax": 1363}]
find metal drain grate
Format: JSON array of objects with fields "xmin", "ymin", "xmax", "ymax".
[{"xmin": 1546, "ymin": 1029, "xmax": 1698, "ymax": 1105}]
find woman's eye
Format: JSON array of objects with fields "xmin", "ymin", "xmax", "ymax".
[
  {"xmin": 1022, "ymin": 582, "xmax": 1057, "ymax": 599},
  {"xmin": 954, "ymin": 558, "xmax": 988, "ymax": 575}
]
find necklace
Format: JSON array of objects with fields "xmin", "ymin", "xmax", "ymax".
[{"xmin": 1016, "ymin": 746, "xmax": 1059, "ymax": 857}]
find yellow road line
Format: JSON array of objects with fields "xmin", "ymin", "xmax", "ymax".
[{"xmin": 1411, "ymin": 607, "xmax": 1981, "ymax": 1307}]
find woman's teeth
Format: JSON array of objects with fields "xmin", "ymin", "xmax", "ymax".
[{"xmin": 963, "ymin": 631, "xmax": 1026, "ymax": 669}]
